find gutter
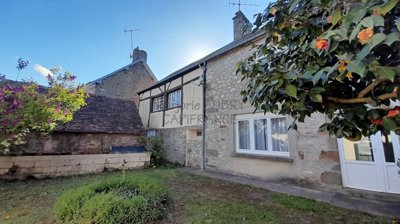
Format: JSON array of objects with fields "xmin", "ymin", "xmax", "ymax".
[{"xmin": 200, "ymin": 62, "xmax": 207, "ymax": 171}]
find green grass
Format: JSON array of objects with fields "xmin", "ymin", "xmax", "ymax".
[
  {"xmin": 187, "ymin": 200, "xmax": 284, "ymax": 224},
  {"xmin": 272, "ymin": 194, "xmax": 330, "ymax": 213},
  {"xmin": 0, "ymin": 168, "xmax": 391, "ymax": 224}
]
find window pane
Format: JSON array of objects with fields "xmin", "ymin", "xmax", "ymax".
[
  {"xmin": 271, "ymin": 118, "xmax": 288, "ymax": 152},
  {"xmin": 254, "ymin": 119, "xmax": 268, "ymax": 151},
  {"xmin": 168, "ymin": 90, "xmax": 181, "ymax": 108},
  {"xmin": 238, "ymin": 120, "xmax": 250, "ymax": 150},
  {"xmin": 382, "ymin": 134, "xmax": 395, "ymax": 163},
  {"xmin": 153, "ymin": 96, "xmax": 164, "ymax": 111},
  {"xmin": 343, "ymin": 137, "xmax": 374, "ymax": 161}
]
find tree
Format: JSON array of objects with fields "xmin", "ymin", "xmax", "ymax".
[
  {"xmin": 0, "ymin": 59, "xmax": 87, "ymax": 154},
  {"xmin": 238, "ymin": 0, "xmax": 400, "ymax": 141}
]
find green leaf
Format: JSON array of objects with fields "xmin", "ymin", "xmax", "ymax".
[
  {"xmin": 356, "ymin": 45, "xmax": 370, "ymax": 62},
  {"xmin": 371, "ymin": 15, "xmax": 384, "ymax": 27},
  {"xmin": 368, "ymin": 33, "xmax": 386, "ymax": 49},
  {"xmin": 351, "ymin": 9, "xmax": 367, "ymax": 24},
  {"xmin": 283, "ymin": 71, "xmax": 297, "ymax": 80},
  {"xmin": 371, "ymin": 66, "xmax": 396, "ymax": 81},
  {"xmin": 311, "ymin": 93, "xmax": 323, "ymax": 102},
  {"xmin": 360, "ymin": 16, "xmax": 374, "ymax": 28},
  {"xmin": 383, "ymin": 117, "xmax": 397, "ymax": 131},
  {"xmin": 347, "ymin": 61, "xmax": 367, "ymax": 77},
  {"xmin": 288, "ymin": 0, "xmax": 300, "ymax": 14},
  {"xmin": 397, "ymin": 22, "xmax": 400, "ymax": 32},
  {"xmin": 384, "ymin": 32, "xmax": 400, "ymax": 46},
  {"xmin": 311, "ymin": 87, "xmax": 326, "ymax": 93},
  {"xmin": 312, "ymin": 70, "xmax": 324, "ymax": 85},
  {"xmin": 368, "ymin": 110, "xmax": 381, "ymax": 120},
  {"xmin": 378, "ymin": 0, "xmax": 399, "ymax": 15},
  {"xmin": 285, "ymin": 84, "xmax": 297, "ymax": 98},
  {"xmin": 332, "ymin": 10, "xmax": 342, "ymax": 26},
  {"xmin": 332, "ymin": 28, "xmax": 348, "ymax": 41},
  {"xmin": 350, "ymin": 23, "xmax": 362, "ymax": 42}
]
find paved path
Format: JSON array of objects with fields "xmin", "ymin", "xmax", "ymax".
[{"xmin": 178, "ymin": 167, "xmax": 400, "ymax": 218}]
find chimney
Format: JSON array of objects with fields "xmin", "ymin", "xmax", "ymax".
[
  {"xmin": 233, "ymin": 10, "xmax": 251, "ymax": 40},
  {"xmin": 131, "ymin": 47, "xmax": 147, "ymax": 62}
]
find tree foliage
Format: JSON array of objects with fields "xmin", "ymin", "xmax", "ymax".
[
  {"xmin": 238, "ymin": 0, "xmax": 400, "ymax": 140},
  {"xmin": 0, "ymin": 60, "xmax": 87, "ymax": 154}
]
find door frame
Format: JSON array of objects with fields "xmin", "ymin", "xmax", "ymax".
[{"xmin": 337, "ymin": 132, "xmax": 400, "ymax": 193}]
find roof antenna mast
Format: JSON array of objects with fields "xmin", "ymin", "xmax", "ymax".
[
  {"xmin": 229, "ymin": 0, "xmax": 259, "ymax": 11},
  {"xmin": 124, "ymin": 28, "xmax": 142, "ymax": 51}
]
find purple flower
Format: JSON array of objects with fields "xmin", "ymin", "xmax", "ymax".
[{"xmin": 2, "ymin": 119, "xmax": 9, "ymax": 126}]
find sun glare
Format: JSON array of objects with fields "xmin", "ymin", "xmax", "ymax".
[{"xmin": 186, "ymin": 46, "xmax": 212, "ymax": 63}]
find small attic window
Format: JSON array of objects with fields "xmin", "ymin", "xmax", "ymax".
[{"xmin": 187, "ymin": 129, "xmax": 202, "ymax": 140}]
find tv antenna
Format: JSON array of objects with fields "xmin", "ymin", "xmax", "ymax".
[
  {"xmin": 124, "ymin": 28, "xmax": 142, "ymax": 51},
  {"xmin": 229, "ymin": 0, "xmax": 259, "ymax": 11}
]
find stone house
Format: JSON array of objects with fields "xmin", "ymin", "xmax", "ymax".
[
  {"xmin": 12, "ymin": 95, "xmax": 144, "ymax": 155},
  {"xmin": 138, "ymin": 10, "xmax": 400, "ymax": 195},
  {"xmin": 86, "ymin": 47, "xmax": 157, "ymax": 105}
]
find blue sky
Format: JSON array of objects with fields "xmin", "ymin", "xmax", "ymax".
[{"xmin": 0, "ymin": 0, "xmax": 267, "ymax": 85}]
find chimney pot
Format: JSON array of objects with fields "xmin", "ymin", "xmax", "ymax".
[
  {"xmin": 233, "ymin": 10, "xmax": 251, "ymax": 40},
  {"xmin": 131, "ymin": 47, "xmax": 147, "ymax": 62}
]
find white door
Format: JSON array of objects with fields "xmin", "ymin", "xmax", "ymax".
[{"xmin": 338, "ymin": 132, "xmax": 400, "ymax": 194}]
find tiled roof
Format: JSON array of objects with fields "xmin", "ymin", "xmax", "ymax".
[{"xmin": 57, "ymin": 94, "xmax": 144, "ymax": 134}]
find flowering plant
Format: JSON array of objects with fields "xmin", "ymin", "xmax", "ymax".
[
  {"xmin": 0, "ymin": 60, "xmax": 87, "ymax": 154},
  {"xmin": 238, "ymin": 0, "xmax": 400, "ymax": 140}
]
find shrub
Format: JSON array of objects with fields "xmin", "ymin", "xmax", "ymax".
[
  {"xmin": 54, "ymin": 175, "xmax": 168, "ymax": 224},
  {"xmin": 141, "ymin": 136, "xmax": 166, "ymax": 167},
  {"xmin": 0, "ymin": 60, "xmax": 87, "ymax": 154},
  {"xmin": 238, "ymin": 0, "xmax": 400, "ymax": 140}
]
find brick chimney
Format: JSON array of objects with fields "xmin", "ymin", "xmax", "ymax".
[
  {"xmin": 131, "ymin": 47, "xmax": 147, "ymax": 62},
  {"xmin": 233, "ymin": 10, "xmax": 252, "ymax": 40}
]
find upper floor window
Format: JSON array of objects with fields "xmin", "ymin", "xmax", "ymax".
[
  {"xmin": 168, "ymin": 89, "xmax": 181, "ymax": 108},
  {"xmin": 235, "ymin": 114, "xmax": 289, "ymax": 157},
  {"xmin": 152, "ymin": 96, "xmax": 164, "ymax": 112}
]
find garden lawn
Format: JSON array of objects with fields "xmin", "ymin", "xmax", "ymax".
[{"xmin": 0, "ymin": 169, "xmax": 391, "ymax": 224}]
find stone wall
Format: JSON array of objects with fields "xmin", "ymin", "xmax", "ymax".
[
  {"xmin": 203, "ymin": 38, "xmax": 342, "ymax": 189},
  {"xmin": 157, "ymin": 126, "xmax": 202, "ymax": 167},
  {"xmin": 0, "ymin": 153, "xmax": 150, "ymax": 179},
  {"xmin": 11, "ymin": 132, "xmax": 143, "ymax": 155},
  {"xmin": 86, "ymin": 61, "xmax": 156, "ymax": 105}
]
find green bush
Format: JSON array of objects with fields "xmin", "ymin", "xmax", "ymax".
[
  {"xmin": 54, "ymin": 174, "xmax": 168, "ymax": 224},
  {"xmin": 141, "ymin": 136, "xmax": 166, "ymax": 167}
]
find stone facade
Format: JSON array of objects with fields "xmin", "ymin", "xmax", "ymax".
[
  {"xmin": 0, "ymin": 153, "xmax": 150, "ymax": 179},
  {"xmin": 202, "ymin": 37, "xmax": 342, "ymax": 189},
  {"xmin": 11, "ymin": 132, "xmax": 143, "ymax": 155},
  {"xmin": 86, "ymin": 48, "xmax": 157, "ymax": 105},
  {"xmin": 157, "ymin": 126, "xmax": 202, "ymax": 167},
  {"xmin": 136, "ymin": 14, "xmax": 343, "ymax": 190}
]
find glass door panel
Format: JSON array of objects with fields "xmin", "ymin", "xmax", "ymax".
[{"xmin": 343, "ymin": 137, "xmax": 374, "ymax": 161}]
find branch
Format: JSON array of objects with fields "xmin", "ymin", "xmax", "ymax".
[
  {"xmin": 327, "ymin": 92, "xmax": 398, "ymax": 104},
  {"xmin": 358, "ymin": 77, "xmax": 390, "ymax": 98}
]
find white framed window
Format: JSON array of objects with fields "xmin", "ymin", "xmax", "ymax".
[
  {"xmin": 147, "ymin": 130, "xmax": 157, "ymax": 137},
  {"xmin": 235, "ymin": 113, "xmax": 289, "ymax": 157},
  {"xmin": 168, "ymin": 89, "xmax": 181, "ymax": 108},
  {"xmin": 152, "ymin": 96, "xmax": 164, "ymax": 112}
]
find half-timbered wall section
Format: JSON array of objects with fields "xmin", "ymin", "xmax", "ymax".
[{"xmin": 138, "ymin": 68, "xmax": 203, "ymax": 130}]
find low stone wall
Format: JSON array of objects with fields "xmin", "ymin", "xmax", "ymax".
[
  {"xmin": 11, "ymin": 132, "xmax": 143, "ymax": 155},
  {"xmin": 0, "ymin": 153, "xmax": 150, "ymax": 179}
]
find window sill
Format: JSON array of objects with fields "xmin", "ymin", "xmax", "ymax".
[
  {"xmin": 232, "ymin": 152, "xmax": 293, "ymax": 163},
  {"xmin": 166, "ymin": 106, "xmax": 181, "ymax": 111},
  {"xmin": 150, "ymin": 110, "xmax": 163, "ymax": 113}
]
